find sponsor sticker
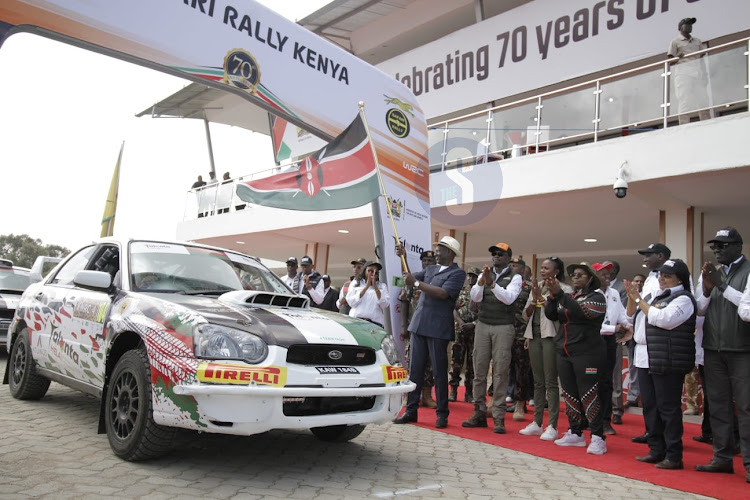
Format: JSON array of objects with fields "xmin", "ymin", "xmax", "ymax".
[
  {"xmin": 197, "ymin": 362, "xmax": 286, "ymax": 386},
  {"xmin": 73, "ymin": 299, "xmax": 108, "ymax": 323},
  {"xmin": 383, "ymin": 365, "xmax": 408, "ymax": 383},
  {"xmin": 315, "ymin": 366, "xmax": 360, "ymax": 374}
]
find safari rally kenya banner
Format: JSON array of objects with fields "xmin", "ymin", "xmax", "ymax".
[{"xmin": 0, "ymin": 0, "xmax": 431, "ymax": 358}]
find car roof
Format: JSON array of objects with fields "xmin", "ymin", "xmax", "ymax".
[{"xmin": 93, "ymin": 237, "xmax": 262, "ymax": 262}]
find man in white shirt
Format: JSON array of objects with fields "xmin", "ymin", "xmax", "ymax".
[
  {"xmin": 594, "ymin": 262, "xmax": 631, "ymax": 435},
  {"xmin": 282, "ymin": 256, "xmax": 301, "ymax": 292},
  {"xmin": 629, "ymin": 243, "xmax": 672, "ymax": 443},
  {"xmin": 462, "ymin": 242, "xmax": 522, "ymax": 434}
]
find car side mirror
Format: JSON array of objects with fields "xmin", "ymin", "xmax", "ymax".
[{"xmin": 73, "ymin": 270, "xmax": 113, "ymax": 291}]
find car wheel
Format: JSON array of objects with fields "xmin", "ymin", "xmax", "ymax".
[
  {"xmin": 310, "ymin": 424, "xmax": 366, "ymax": 442},
  {"xmin": 104, "ymin": 348, "xmax": 176, "ymax": 461},
  {"xmin": 8, "ymin": 328, "xmax": 50, "ymax": 400}
]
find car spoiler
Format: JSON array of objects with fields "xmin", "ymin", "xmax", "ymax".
[{"xmin": 29, "ymin": 256, "xmax": 63, "ymax": 283}]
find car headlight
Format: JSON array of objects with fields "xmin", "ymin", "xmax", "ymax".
[
  {"xmin": 380, "ymin": 335, "xmax": 400, "ymax": 365},
  {"xmin": 194, "ymin": 324, "xmax": 268, "ymax": 364}
]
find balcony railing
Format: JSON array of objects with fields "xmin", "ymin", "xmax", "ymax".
[{"xmin": 429, "ymin": 37, "xmax": 750, "ymax": 171}]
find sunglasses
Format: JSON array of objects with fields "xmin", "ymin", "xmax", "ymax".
[
  {"xmin": 709, "ymin": 242, "xmax": 733, "ymax": 250},
  {"xmin": 570, "ymin": 273, "xmax": 589, "ymax": 279},
  {"xmin": 491, "ymin": 251, "xmax": 507, "ymax": 257}
]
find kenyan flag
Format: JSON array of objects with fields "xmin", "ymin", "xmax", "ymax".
[{"xmin": 236, "ymin": 114, "xmax": 381, "ymax": 211}]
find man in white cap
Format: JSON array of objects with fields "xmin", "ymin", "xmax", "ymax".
[
  {"xmin": 393, "ymin": 236, "xmax": 466, "ymax": 429},
  {"xmin": 668, "ymin": 17, "xmax": 711, "ymax": 125}
]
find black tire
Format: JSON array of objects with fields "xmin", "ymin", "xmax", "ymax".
[
  {"xmin": 8, "ymin": 328, "xmax": 50, "ymax": 400},
  {"xmin": 104, "ymin": 348, "xmax": 176, "ymax": 461},
  {"xmin": 310, "ymin": 424, "xmax": 366, "ymax": 442}
]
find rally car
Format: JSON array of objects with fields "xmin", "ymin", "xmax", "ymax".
[{"xmin": 4, "ymin": 238, "xmax": 413, "ymax": 461}]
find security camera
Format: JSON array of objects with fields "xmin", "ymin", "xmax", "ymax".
[{"xmin": 613, "ymin": 177, "xmax": 628, "ymax": 199}]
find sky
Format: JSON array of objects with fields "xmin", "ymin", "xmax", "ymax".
[{"xmin": 0, "ymin": 1, "xmax": 331, "ymax": 252}]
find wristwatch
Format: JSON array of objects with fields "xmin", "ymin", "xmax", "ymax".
[
  {"xmin": 414, "ymin": 280, "xmax": 420, "ymax": 289},
  {"xmin": 635, "ymin": 298, "xmax": 641, "ymax": 305}
]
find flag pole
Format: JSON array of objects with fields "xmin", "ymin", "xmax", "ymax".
[
  {"xmin": 100, "ymin": 141, "xmax": 124, "ymax": 237},
  {"xmin": 358, "ymin": 101, "xmax": 410, "ymax": 274}
]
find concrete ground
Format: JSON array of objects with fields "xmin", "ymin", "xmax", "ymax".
[{"xmin": 0, "ymin": 353, "xmax": 713, "ymax": 500}]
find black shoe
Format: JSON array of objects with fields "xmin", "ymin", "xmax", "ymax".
[
  {"xmin": 435, "ymin": 417, "xmax": 448, "ymax": 428},
  {"xmin": 603, "ymin": 423, "xmax": 617, "ymax": 435},
  {"xmin": 695, "ymin": 460, "xmax": 734, "ymax": 474},
  {"xmin": 655, "ymin": 459, "xmax": 684, "ymax": 470},
  {"xmin": 448, "ymin": 386, "xmax": 458, "ymax": 402},
  {"xmin": 393, "ymin": 412, "xmax": 418, "ymax": 424},
  {"xmin": 631, "ymin": 432, "xmax": 648, "ymax": 444},
  {"xmin": 612, "ymin": 415, "xmax": 623, "ymax": 425},
  {"xmin": 692, "ymin": 434, "xmax": 713, "ymax": 444},
  {"xmin": 636, "ymin": 454, "xmax": 664, "ymax": 464}
]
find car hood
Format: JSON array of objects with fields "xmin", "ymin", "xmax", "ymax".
[{"xmin": 134, "ymin": 291, "xmax": 386, "ymax": 350}]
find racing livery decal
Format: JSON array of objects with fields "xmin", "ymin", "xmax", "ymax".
[{"xmin": 383, "ymin": 364, "xmax": 408, "ymax": 383}]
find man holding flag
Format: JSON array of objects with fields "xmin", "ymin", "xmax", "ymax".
[{"xmin": 393, "ymin": 237, "xmax": 466, "ymax": 429}]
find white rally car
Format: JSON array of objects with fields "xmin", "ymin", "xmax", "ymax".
[{"xmin": 4, "ymin": 238, "xmax": 413, "ymax": 461}]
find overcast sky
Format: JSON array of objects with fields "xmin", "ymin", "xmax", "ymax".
[{"xmin": 0, "ymin": 1, "xmax": 330, "ymax": 252}]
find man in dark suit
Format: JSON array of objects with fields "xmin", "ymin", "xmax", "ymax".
[
  {"xmin": 315, "ymin": 275, "xmax": 339, "ymax": 312},
  {"xmin": 393, "ymin": 236, "xmax": 466, "ymax": 428}
]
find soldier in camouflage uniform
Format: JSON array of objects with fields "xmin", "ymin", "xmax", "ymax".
[
  {"xmin": 400, "ymin": 250, "xmax": 437, "ymax": 407},
  {"xmin": 449, "ymin": 267, "xmax": 480, "ymax": 402},
  {"xmin": 508, "ymin": 259, "xmax": 533, "ymax": 421}
]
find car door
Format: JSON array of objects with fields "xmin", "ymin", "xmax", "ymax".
[
  {"xmin": 30, "ymin": 245, "xmax": 96, "ymax": 374},
  {"xmin": 54, "ymin": 244, "xmax": 120, "ymax": 388}
]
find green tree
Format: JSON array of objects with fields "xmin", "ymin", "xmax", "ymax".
[{"xmin": 0, "ymin": 234, "xmax": 70, "ymax": 268}]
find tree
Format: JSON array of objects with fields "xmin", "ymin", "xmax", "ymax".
[{"xmin": 0, "ymin": 234, "xmax": 70, "ymax": 268}]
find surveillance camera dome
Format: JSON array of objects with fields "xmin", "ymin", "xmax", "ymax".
[{"xmin": 613, "ymin": 177, "xmax": 628, "ymax": 199}]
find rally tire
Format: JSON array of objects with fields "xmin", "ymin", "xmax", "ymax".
[
  {"xmin": 8, "ymin": 328, "xmax": 50, "ymax": 400},
  {"xmin": 310, "ymin": 424, "xmax": 366, "ymax": 442},
  {"xmin": 104, "ymin": 348, "xmax": 176, "ymax": 461}
]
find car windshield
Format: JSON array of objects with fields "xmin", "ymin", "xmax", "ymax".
[
  {"xmin": 0, "ymin": 268, "xmax": 32, "ymax": 292},
  {"xmin": 129, "ymin": 241, "xmax": 291, "ymax": 295}
]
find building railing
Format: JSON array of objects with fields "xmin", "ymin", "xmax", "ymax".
[{"xmin": 429, "ymin": 37, "xmax": 750, "ymax": 171}]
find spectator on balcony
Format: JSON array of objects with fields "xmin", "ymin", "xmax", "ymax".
[
  {"xmin": 668, "ymin": 17, "xmax": 711, "ymax": 125},
  {"xmin": 191, "ymin": 175, "xmax": 206, "ymax": 189}
]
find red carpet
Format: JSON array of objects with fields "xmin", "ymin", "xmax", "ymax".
[{"xmin": 405, "ymin": 390, "xmax": 747, "ymax": 499}]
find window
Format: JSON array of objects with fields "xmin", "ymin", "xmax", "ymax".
[{"xmin": 50, "ymin": 246, "xmax": 96, "ymax": 286}]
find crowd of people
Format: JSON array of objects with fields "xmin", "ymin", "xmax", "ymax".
[{"xmin": 279, "ymin": 226, "xmax": 750, "ymax": 482}]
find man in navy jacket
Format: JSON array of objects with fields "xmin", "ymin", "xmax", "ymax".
[{"xmin": 393, "ymin": 236, "xmax": 466, "ymax": 428}]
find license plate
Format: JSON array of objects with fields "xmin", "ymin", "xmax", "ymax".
[{"xmin": 315, "ymin": 366, "xmax": 360, "ymax": 374}]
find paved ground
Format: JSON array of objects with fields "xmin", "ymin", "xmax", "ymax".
[{"xmin": 0, "ymin": 353, "xmax": 713, "ymax": 500}]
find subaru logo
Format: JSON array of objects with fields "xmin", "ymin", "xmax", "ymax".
[{"xmin": 328, "ymin": 350, "xmax": 343, "ymax": 360}]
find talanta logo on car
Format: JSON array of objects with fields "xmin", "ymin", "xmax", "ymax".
[
  {"xmin": 197, "ymin": 362, "xmax": 286, "ymax": 386},
  {"xmin": 382, "ymin": 365, "xmax": 408, "ymax": 383}
]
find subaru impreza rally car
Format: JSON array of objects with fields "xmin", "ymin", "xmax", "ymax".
[{"xmin": 4, "ymin": 238, "xmax": 413, "ymax": 461}]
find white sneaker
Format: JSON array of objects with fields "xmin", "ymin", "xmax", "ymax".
[
  {"xmin": 554, "ymin": 429, "xmax": 586, "ymax": 447},
  {"xmin": 540, "ymin": 425, "xmax": 558, "ymax": 441},
  {"xmin": 587, "ymin": 435, "xmax": 607, "ymax": 455},
  {"xmin": 529, "ymin": 399, "xmax": 535, "ymax": 407},
  {"xmin": 519, "ymin": 421, "xmax": 543, "ymax": 436}
]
